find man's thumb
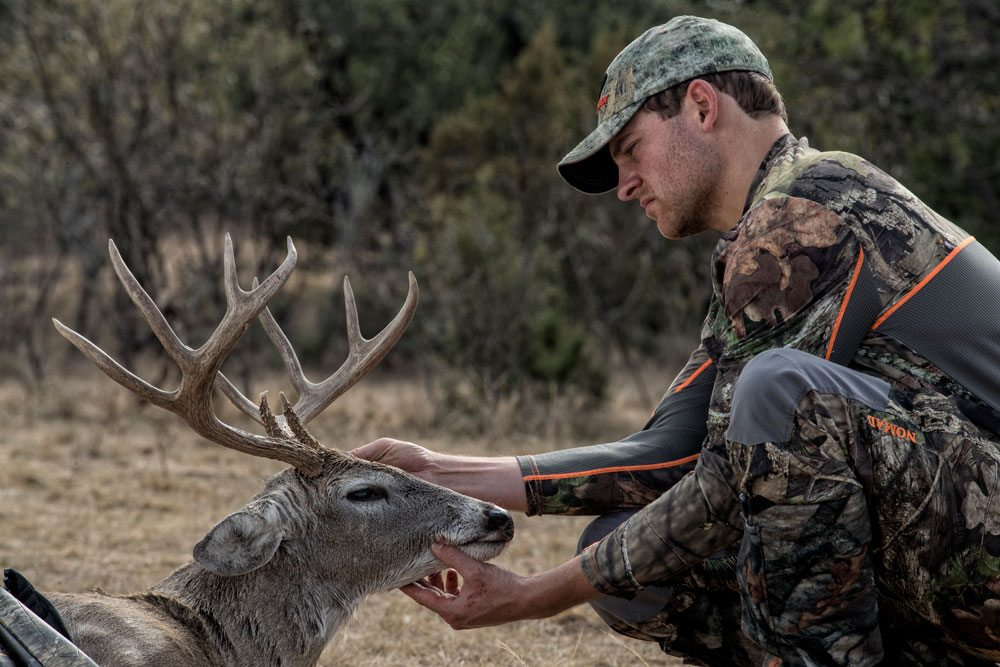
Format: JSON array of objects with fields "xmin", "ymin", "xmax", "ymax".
[
  {"xmin": 349, "ymin": 439, "xmax": 387, "ymax": 461},
  {"xmin": 431, "ymin": 542, "xmax": 480, "ymax": 572}
]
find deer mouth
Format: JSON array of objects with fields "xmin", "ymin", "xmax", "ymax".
[
  {"xmin": 451, "ymin": 538, "xmax": 509, "ymax": 562},
  {"xmin": 438, "ymin": 504, "xmax": 514, "ymax": 561},
  {"xmin": 446, "ymin": 527, "xmax": 514, "ymax": 562}
]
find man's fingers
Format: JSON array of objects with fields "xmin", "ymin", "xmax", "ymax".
[
  {"xmin": 413, "ymin": 568, "xmax": 461, "ymax": 595},
  {"xmin": 404, "ymin": 578, "xmax": 435, "ymax": 593},
  {"xmin": 402, "ymin": 581, "xmax": 454, "ymax": 608},
  {"xmin": 445, "ymin": 569, "xmax": 461, "ymax": 595},
  {"xmin": 401, "ymin": 582, "xmax": 472, "ymax": 630}
]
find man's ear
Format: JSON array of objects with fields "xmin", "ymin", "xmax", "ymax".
[
  {"xmin": 685, "ymin": 79, "xmax": 718, "ymax": 131},
  {"xmin": 194, "ymin": 508, "xmax": 285, "ymax": 576}
]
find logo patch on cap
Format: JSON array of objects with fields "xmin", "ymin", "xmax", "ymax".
[
  {"xmin": 596, "ymin": 94, "xmax": 610, "ymax": 114},
  {"xmin": 598, "ymin": 65, "xmax": 635, "ymax": 124}
]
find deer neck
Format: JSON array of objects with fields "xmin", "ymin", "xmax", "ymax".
[{"xmin": 152, "ymin": 552, "xmax": 361, "ymax": 667}]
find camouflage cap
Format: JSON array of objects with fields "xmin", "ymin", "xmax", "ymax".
[{"xmin": 557, "ymin": 16, "xmax": 772, "ymax": 194}]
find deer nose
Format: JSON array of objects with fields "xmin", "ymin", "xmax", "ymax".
[{"xmin": 484, "ymin": 506, "xmax": 514, "ymax": 537}]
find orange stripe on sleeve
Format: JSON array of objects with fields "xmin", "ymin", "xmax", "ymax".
[
  {"xmin": 673, "ymin": 358, "xmax": 713, "ymax": 394},
  {"xmin": 824, "ymin": 246, "xmax": 866, "ymax": 360},
  {"xmin": 872, "ymin": 236, "xmax": 975, "ymax": 330},
  {"xmin": 522, "ymin": 453, "xmax": 700, "ymax": 482}
]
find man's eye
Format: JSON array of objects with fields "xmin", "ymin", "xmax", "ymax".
[{"xmin": 346, "ymin": 487, "xmax": 385, "ymax": 502}]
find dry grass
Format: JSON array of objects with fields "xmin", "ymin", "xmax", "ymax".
[{"xmin": 0, "ymin": 367, "xmax": 680, "ymax": 666}]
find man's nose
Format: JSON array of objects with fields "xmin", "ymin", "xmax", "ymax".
[{"xmin": 617, "ymin": 167, "xmax": 639, "ymax": 201}]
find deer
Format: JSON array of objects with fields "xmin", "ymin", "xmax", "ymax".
[{"xmin": 37, "ymin": 234, "xmax": 514, "ymax": 667}]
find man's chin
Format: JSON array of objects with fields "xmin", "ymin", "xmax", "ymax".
[
  {"xmin": 657, "ymin": 216, "xmax": 705, "ymax": 240},
  {"xmin": 656, "ymin": 219, "xmax": 683, "ymax": 240}
]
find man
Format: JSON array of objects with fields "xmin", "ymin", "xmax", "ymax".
[{"xmin": 353, "ymin": 15, "xmax": 1000, "ymax": 666}]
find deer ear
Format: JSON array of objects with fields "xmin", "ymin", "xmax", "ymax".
[{"xmin": 194, "ymin": 510, "xmax": 284, "ymax": 576}]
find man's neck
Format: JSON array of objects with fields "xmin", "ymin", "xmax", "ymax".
[{"xmin": 709, "ymin": 114, "xmax": 790, "ymax": 232}]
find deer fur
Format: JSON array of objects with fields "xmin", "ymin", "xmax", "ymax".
[
  {"xmin": 42, "ymin": 236, "xmax": 506, "ymax": 665},
  {"xmin": 47, "ymin": 451, "xmax": 514, "ymax": 667}
]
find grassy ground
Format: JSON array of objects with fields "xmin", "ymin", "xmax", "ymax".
[{"xmin": 0, "ymin": 366, "xmax": 682, "ymax": 666}]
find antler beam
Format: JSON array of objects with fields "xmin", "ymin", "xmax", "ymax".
[{"xmin": 53, "ymin": 234, "xmax": 418, "ymax": 477}]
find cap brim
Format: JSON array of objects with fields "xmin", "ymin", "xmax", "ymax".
[{"xmin": 557, "ymin": 99, "xmax": 642, "ymax": 194}]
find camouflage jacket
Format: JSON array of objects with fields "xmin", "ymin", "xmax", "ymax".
[{"xmin": 517, "ymin": 134, "xmax": 1000, "ymax": 595}]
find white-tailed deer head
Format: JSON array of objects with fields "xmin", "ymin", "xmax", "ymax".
[{"xmin": 48, "ymin": 235, "xmax": 513, "ymax": 667}]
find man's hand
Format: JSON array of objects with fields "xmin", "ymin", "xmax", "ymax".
[
  {"xmin": 350, "ymin": 439, "xmax": 528, "ymax": 511},
  {"xmin": 350, "ymin": 438, "xmax": 438, "ymax": 480},
  {"xmin": 401, "ymin": 544, "xmax": 601, "ymax": 629}
]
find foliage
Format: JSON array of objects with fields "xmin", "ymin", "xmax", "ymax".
[
  {"xmin": 420, "ymin": 19, "xmax": 715, "ymax": 408},
  {"xmin": 1, "ymin": 0, "xmax": 997, "ymax": 417},
  {"xmin": 756, "ymin": 0, "xmax": 1000, "ymax": 251}
]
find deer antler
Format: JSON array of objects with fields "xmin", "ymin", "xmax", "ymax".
[
  {"xmin": 53, "ymin": 234, "xmax": 418, "ymax": 477},
  {"xmin": 215, "ymin": 272, "xmax": 419, "ymax": 429}
]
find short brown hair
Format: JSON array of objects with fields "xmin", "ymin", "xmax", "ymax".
[{"xmin": 643, "ymin": 70, "xmax": 787, "ymax": 123}]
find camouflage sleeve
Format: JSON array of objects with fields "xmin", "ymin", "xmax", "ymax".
[
  {"xmin": 580, "ymin": 196, "xmax": 866, "ymax": 596},
  {"xmin": 516, "ymin": 345, "xmax": 715, "ymax": 516},
  {"xmin": 579, "ymin": 443, "xmax": 743, "ymax": 596}
]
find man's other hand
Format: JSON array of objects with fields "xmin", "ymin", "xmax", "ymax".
[{"xmin": 402, "ymin": 544, "xmax": 601, "ymax": 629}]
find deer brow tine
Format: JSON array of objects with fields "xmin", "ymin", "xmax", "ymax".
[{"xmin": 215, "ymin": 371, "xmax": 262, "ymax": 424}]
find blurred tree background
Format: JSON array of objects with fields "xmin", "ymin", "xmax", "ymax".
[{"xmin": 0, "ymin": 0, "xmax": 997, "ymax": 429}]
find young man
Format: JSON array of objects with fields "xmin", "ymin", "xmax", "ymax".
[{"xmin": 353, "ymin": 16, "xmax": 1000, "ymax": 666}]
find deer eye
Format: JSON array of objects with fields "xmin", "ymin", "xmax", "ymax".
[{"xmin": 345, "ymin": 487, "xmax": 386, "ymax": 502}]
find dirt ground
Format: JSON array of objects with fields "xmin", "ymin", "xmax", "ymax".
[{"xmin": 0, "ymin": 365, "xmax": 683, "ymax": 666}]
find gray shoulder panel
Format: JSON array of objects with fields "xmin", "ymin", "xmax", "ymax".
[
  {"xmin": 727, "ymin": 348, "xmax": 890, "ymax": 446},
  {"xmin": 877, "ymin": 240, "xmax": 1000, "ymax": 417}
]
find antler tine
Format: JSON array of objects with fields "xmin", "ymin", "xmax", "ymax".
[
  {"xmin": 252, "ymin": 271, "xmax": 418, "ymax": 426},
  {"xmin": 54, "ymin": 234, "xmax": 327, "ymax": 476},
  {"xmin": 215, "ymin": 273, "xmax": 298, "ymax": 425},
  {"xmin": 107, "ymin": 240, "xmax": 192, "ymax": 370},
  {"xmin": 53, "ymin": 318, "xmax": 174, "ymax": 409},
  {"xmin": 215, "ymin": 370, "xmax": 260, "ymax": 423},
  {"xmin": 206, "ymin": 234, "xmax": 295, "ymax": 368}
]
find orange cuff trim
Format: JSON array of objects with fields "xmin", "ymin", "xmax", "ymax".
[
  {"xmin": 825, "ymin": 246, "xmax": 866, "ymax": 360},
  {"xmin": 673, "ymin": 358, "xmax": 713, "ymax": 394},
  {"xmin": 522, "ymin": 453, "xmax": 700, "ymax": 482},
  {"xmin": 872, "ymin": 236, "xmax": 975, "ymax": 330}
]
